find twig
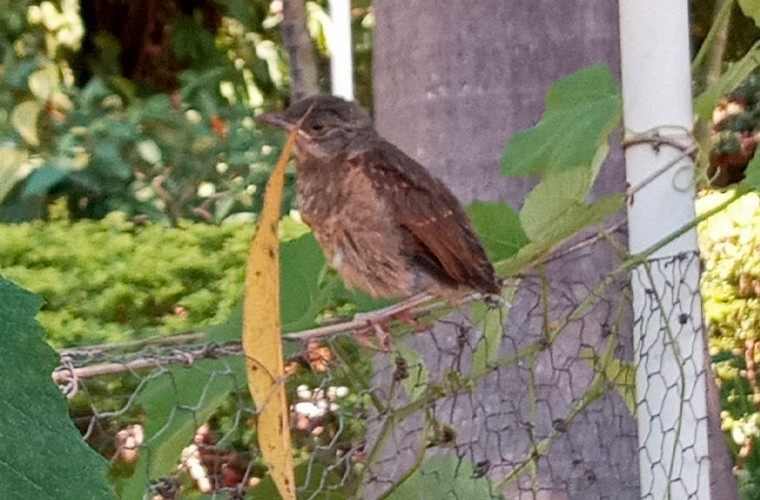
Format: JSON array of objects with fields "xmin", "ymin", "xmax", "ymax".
[
  {"xmin": 60, "ymin": 332, "xmax": 206, "ymax": 357},
  {"xmin": 625, "ymin": 144, "xmax": 697, "ymax": 200},
  {"xmin": 53, "ymin": 342, "xmax": 242, "ymax": 384}
]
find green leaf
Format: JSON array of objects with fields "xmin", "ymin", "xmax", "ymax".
[
  {"xmin": 741, "ymin": 150, "xmax": 760, "ymax": 190},
  {"xmin": 467, "ymin": 201, "xmax": 529, "ymax": 261},
  {"xmin": 278, "ymin": 213, "xmax": 311, "ymax": 242},
  {"xmin": 117, "ymin": 358, "xmax": 247, "ymax": 499},
  {"xmin": 22, "ymin": 164, "xmax": 70, "ymax": 197},
  {"xmin": 11, "ymin": 100, "xmax": 42, "ymax": 146},
  {"xmin": 694, "ymin": 41, "xmax": 760, "ymax": 120},
  {"xmin": 495, "ymin": 194, "xmax": 625, "ymax": 276},
  {"xmin": 0, "ymin": 277, "xmax": 115, "ymax": 500},
  {"xmin": 501, "ymin": 64, "xmax": 621, "ymax": 177},
  {"xmin": 118, "ymin": 303, "xmax": 304, "ymax": 498},
  {"xmin": 280, "ymin": 234, "xmax": 330, "ymax": 331},
  {"xmin": 396, "ymin": 343, "xmax": 430, "ymax": 401},
  {"xmin": 739, "ymin": 0, "xmax": 760, "ymax": 28},
  {"xmin": 520, "ymin": 167, "xmax": 591, "ymax": 241},
  {"xmin": 387, "ymin": 455, "xmax": 503, "ymax": 500},
  {"xmin": 471, "ymin": 280, "xmax": 519, "ymax": 374},
  {"xmin": 581, "ymin": 347, "xmax": 636, "ymax": 415}
]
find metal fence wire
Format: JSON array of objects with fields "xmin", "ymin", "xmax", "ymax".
[{"xmin": 55, "ymin": 230, "xmax": 714, "ymax": 499}]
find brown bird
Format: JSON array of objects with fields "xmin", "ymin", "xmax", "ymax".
[{"xmin": 259, "ymin": 95, "xmax": 500, "ymax": 301}]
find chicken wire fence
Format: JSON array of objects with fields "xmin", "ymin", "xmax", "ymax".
[{"xmin": 53, "ymin": 235, "xmax": 712, "ymax": 499}]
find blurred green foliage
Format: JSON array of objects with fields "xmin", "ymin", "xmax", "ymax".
[
  {"xmin": 698, "ymin": 189, "xmax": 760, "ymax": 496},
  {"xmin": 0, "ymin": 0, "xmax": 294, "ymax": 223},
  {"xmin": 0, "ymin": 208, "xmax": 254, "ymax": 346},
  {"xmin": 0, "ymin": 0, "xmax": 374, "ymax": 224}
]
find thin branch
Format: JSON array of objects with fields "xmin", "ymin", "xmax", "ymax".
[
  {"xmin": 281, "ymin": 0, "xmax": 319, "ymax": 100},
  {"xmin": 625, "ymin": 144, "xmax": 697, "ymax": 199},
  {"xmin": 53, "ymin": 189, "xmax": 746, "ymax": 389}
]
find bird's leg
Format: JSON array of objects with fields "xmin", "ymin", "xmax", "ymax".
[
  {"xmin": 352, "ymin": 292, "xmax": 437, "ymax": 349},
  {"xmin": 354, "ymin": 323, "xmax": 392, "ymax": 352}
]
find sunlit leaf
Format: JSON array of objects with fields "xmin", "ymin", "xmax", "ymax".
[
  {"xmin": 520, "ymin": 166, "xmax": 594, "ymax": 242},
  {"xmin": 495, "ymin": 194, "xmax": 625, "ymax": 276},
  {"xmin": 472, "ymin": 280, "xmax": 519, "ymax": 374},
  {"xmin": 28, "ymin": 65, "xmax": 59, "ymax": 101},
  {"xmin": 136, "ymin": 140, "xmax": 162, "ymax": 165},
  {"xmin": 501, "ymin": 64, "xmax": 621, "ymax": 177},
  {"xmin": 11, "ymin": 100, "xmax": 42, "ymax": 146},
  {"xmin": 581, "ymin": 347, "xmax": 636, "ymax": 415},
  {"xmin": 242, "ymin": 127, "xmax": 299, "ymax": 499},
  {"xmin": 0, "ymin": 146, "xmax": 29, "ymax": 203}
]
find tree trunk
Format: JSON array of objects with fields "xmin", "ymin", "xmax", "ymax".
[
  {"xmin": 370, "ymin": 2, "xmax": 626, "ymax": 499},
  {"xmin": 281, "ymin": 0, "xmax": 319, "ymax": 100},
  {"xmin": 370, "ymin": 2, "xmax": 736, "ymax": 499}
]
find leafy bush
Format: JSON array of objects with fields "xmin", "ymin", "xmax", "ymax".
[
  {"xmin": 698, "ymin": 189, "xmax": 760, "ymax": 494},
  {"xmin": 0, "ymin": 210, "xmax": 258, "ymax": 347},
  {"xmin": 0, "ymin": 0, "xmax": 297, "ymax": 223}
]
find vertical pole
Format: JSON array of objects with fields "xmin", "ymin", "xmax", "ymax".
[
  {"xmin": 619, "ymin": 1, "xmax": 711, "ymax": 499},
  {"xmin": 328, "ymin": 0, "xmax": 354, "ymax": 100}
]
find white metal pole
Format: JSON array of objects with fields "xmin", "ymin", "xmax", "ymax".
[
  {"xmin": 328, "ymin": 0, "xmax": 354, "ymax": 100},
  {"xmin": 619, "ymin": 1, "xmax": 711, "ymax": 499}
]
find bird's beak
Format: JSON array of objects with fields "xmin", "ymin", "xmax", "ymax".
[{"xmin": 258, "ymin": 111, "xmax": 295, "ymax": 132}]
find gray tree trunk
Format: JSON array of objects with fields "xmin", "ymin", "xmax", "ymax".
[
  {"xmin": 281, "ymin": 0, "xmax": 319, "ymax": 100},
  {"xmin": 368, "ymin": 1, "xmax": 735, "ymax": 499}
]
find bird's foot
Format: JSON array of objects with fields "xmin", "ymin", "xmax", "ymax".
[
  {"xmin": 354, "ymin": 321, "xmax": 392, "ymax": 352},
  {"xmin": 352, "ymin": 293, "xmax": 436, "ymax": 350}
]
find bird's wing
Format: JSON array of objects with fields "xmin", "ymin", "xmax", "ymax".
[{"xmin": 346, "ymin": 141, "xmax": 500, "ymax": 295}]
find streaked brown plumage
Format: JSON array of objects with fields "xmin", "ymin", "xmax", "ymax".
[{"xmin": 259, "ymin": 95, "xmax": 500, "ymax": 299}]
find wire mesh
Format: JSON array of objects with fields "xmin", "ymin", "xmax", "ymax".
[
  {"xmin": 632, "ymin": 252, "xmax": 710, "ymax": 499},
  {"xmin": 53, "ymin": 228, "xmax": 714, "ymax": 499}
]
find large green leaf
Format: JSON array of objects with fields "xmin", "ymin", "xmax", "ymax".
[
  {"xmin": 387, "ymin": 455, "xmax": 503, "ymax": 500},
  {"xmin": 501, "ymin": 64, "xmax": 621, "ymax": 177},
  {"xmin": 467, "ymin": 201, "xmax": 529, "ymax": 261},
  {"xmin": 495, "ymin": 194, "xmax": 625, "ymax": 276},
  {"xmin": 0, "ymin": 277, "xmax": 114, "ymax": 500},
  {"xmin": 694, "ymin": 41, "xmax": 760, "ymax": 120},
  {"xmin": 520, "ymin": 166, "xmax": 595, "ymax": 242}
]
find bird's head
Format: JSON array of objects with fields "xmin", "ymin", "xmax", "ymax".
[{"xmin": 258, "ymin": 95, "xmax": 373, "ymax": 160}]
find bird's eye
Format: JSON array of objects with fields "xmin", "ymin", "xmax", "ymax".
[{"xmin": 311, "ymin": 123, "xmax": 325, "ymax": 132}]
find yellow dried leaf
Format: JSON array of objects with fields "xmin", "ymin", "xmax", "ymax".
[{"xmin": 242, "ymin": 126, "xmax": 299, "ymax": 500}]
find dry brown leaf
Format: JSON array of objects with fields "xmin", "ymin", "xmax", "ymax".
[{"xmin": 242, "ymin": 124, "xmax": 299, "ymax": 500}]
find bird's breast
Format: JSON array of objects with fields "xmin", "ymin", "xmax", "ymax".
[{"xmin": 294, "ymin": 162, "xmax": 416, "ymax": 297}]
